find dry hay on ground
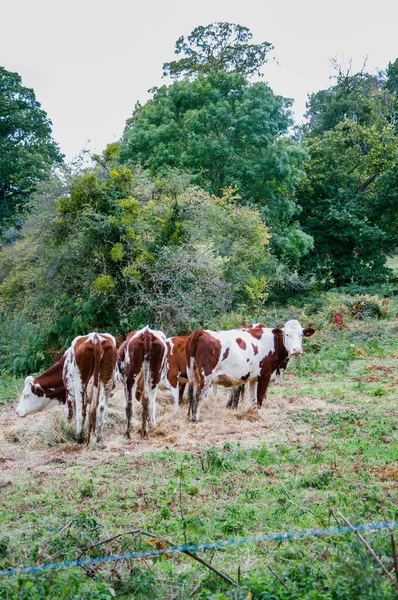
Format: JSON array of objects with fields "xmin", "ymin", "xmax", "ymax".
[{"xmin": 0, "ymin": 377, "xmax": 337, "ymax": 479}]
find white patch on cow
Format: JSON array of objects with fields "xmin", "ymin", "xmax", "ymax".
[
  {"xmin": 16, "ymin": 376, "xmax": 58, "ymax": 416},
  {"xmin": 130, "ymin": 327, "xmax": 167, "ymax": 365},
  {"xmin": 245, "ymin": 381, "xmax": 257, "ymax": 409},
  {"xmin": 167, "ymin": 337, "xmax": 175, "ymax": 355},
  {"xmin": 71, "ymin": 332, "xmax": 116, "ymax": 349},
  {"xmin": 203, "ymin": 328, "xmax": 276, "ymax": 387}
]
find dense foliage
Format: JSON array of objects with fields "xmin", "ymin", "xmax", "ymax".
[
  {"xmin": 120, "ymin": 72, "xmax": 312, "ymax": 267},
  {"xmin": 0, "ymin": 67, "xmax": 63, "ymax": 231},
  {"xmin": 298, "ymin": 64, "xmax": 398, "ymax": 285},
  {"xmin": 0, "ymin": 153, "xmax": 276, "ymax": 372},
  {"xmin": 0, "ymin": 24, "xmax": 397, "ymax": 373}
]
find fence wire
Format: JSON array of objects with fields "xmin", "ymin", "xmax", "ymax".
[{"xmin": 1, "ymin": 520, "xmax": 397, "ymax": 577}]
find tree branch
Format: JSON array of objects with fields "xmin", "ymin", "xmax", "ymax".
[{"xmin": 358, "ymin": 173, "xmax": 378, "ymax": 192}]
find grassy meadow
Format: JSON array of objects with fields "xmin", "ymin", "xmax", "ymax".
[{"xmin": 0, "ymin": 289, "xmax": 398, "ymax": 599}]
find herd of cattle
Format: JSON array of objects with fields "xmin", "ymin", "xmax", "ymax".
[{"xmin": 15, "ymin": 321, "xmax": 315, "ymax": 444}]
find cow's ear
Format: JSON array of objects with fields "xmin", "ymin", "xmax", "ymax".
[
  {"xmin": 272, "ymin": 328, "xmax": 284, "ymax": 338},
  {"xmin": 33, "ymin": 383, "xmax": 45, "ymax": 397},
  {"xmin": 303, "ymin": 327, "xmax": 315, "ymax": 337}
]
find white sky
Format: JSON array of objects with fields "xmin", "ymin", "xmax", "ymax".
[{"xmin": 1, "ymin": 0, "xmax": 397, "ymax": 161}]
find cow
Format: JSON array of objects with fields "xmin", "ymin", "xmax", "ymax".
[
  {"xmin": 117, "ymin": 326, "xmax": 167, "ymax": 438},
  {"xmin": 161, "ymin": 336, "xmax": 189, "ymax": 408},
  {"xmin": 226, "ymin": 323, "xmax": 289, "ymax": 410},
  {"xmin": 187, "ymin": 320, "xmax": 315, "ymax": 423},
  {"xmin": 16, "ymin": 332, "xmax": 117, "ymax": 444}
]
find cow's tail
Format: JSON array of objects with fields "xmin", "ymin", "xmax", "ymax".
[
  {"xmin": 187, "ymin": 329, "xmax": 204, "ymax": 418},
  {"xmin": 88, "ymin": 334, "xmax": 104, "ymax": 444},
  {"xmin": 142, "ymin": 329, "xmax": 153, "ymax": 400},
  {"xmin": 142, "ymin": 329, "xmax": 153, "ymax": 434},
  {"xmin": 116, "ymin": 340, "xmax": 128, "ymax": 382}
]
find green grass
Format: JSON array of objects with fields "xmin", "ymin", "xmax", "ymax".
[{"xmin": 1, "ymin": 293, "xmax": 398, "ymax": 598}]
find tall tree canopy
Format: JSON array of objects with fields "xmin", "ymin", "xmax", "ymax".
[
  {"xmin": 162, "ymin": 22, "xmax": 273, "ymax": 80},
  {"xmin": 0, "ymin": 67, "xmax": 63, "ymax": 230},
  {"xmin": 299, "ymin": 64, "xmax": 398, "ymax": 285},
  {"xmin": 120, "ymin": 72, "xmax": 311, "ymax": 265}
]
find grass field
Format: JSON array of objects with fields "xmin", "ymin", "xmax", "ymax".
[{"xmin": 0, "ymin": 292, "xmax": 398, "ymax": 599}]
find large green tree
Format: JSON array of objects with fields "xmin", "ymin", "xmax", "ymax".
[
  {"xmin": 299, "ymin": 66, "xmax": 398, "ymax": 285},
  {"xmin": 162, "ymin": 22, "xmax": 273, "ymax": 80},
  {"xmin": 120, "ymin": 72, "xmax": 311, "ymax": 265},
  {"xmin": 304, "ymin": 63, "xmax": 397, "ymax": 136},
  {"xmin": 0, "ymin": 67, "xmax": 63, "ymax": 230}
]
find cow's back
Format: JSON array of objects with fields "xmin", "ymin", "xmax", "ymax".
[
  {"xmin": 72, "ymin": 333, "xmax": 117, "ymax": 385},
  {"xmin": 167, "ymin": 336, "xmax": 188, "ymax": 378}
]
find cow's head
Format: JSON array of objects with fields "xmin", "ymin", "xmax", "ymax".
[
  {"xmin": 272, "ymin": 320, "xmax": 315, "ymax": 357},
  {"xmin": 16, "ymin": 376, "xmax": 58, "ymax": 417}
]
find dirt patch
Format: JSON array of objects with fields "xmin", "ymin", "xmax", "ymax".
[
  {"xmin": 378, "ymin": 462, "xmax": 398, "ymax": 481},
  {"xmin": 0, "ymin": 377, "xmax": 338, "ymax": 479}
]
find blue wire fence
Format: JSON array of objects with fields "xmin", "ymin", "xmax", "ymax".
[{"xmin": 1, "ymin": 520, "xmax": 397, "ymax": 577}]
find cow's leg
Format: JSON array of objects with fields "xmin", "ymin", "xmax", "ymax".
[
  {"xmin": 227, "ymin": 385, "xmax": 244, "ymax": 410},
  {"xmin": 257, "ymin": 373, "xmax": 272, "ymax": 416},
  {"xmin": 96, "ymin": 386, "xmax": 108, "ymax": 444},
  {"xmin": 148, "ymin": 387, "xmax": 157, "ymax": 427},
  {"xmin": 71, "ymin": 377, "xmax": 86, "ymax": 443},
  {"xmin": 178, "ymin": 381, "xmax": 187, "ymax": 404},
  {"xmin": 75, "ymin": 398, "xmax": 84, "ymax": 443},
  {"xmin": 66, "ymin": 395, "xmax": 74, "ymax": 421},
  {"xmin": 168, "ymin": 372, "xmax": 179, "ymax": 409},
  {"xmin": 191, "ymin": 383, "xmax": 209, "ymax": 423},
  {"xmin": 124, "ymin": 383, "xmax": 135, "ymax": 439},
  {"xmin": 169, "ymin": 384, "xmax": 179, "ymax": 409},
  {"xmin": 209, "ymin": 383, "xmax": 218, "ymax": 402},
  {"xmin": 142, "ymin": 393, "xmax": 149, "ymax": 438},
  {"xmin": 246, "ymin": 381, "xmax": 257, "ymax": 410},
  {"xmin": 82, "ymin": 400, "xmax": 87, "ymax": 431},
  {"xmin": 187, "ymin": 382, "xmax": 193, "ymax": 419}
]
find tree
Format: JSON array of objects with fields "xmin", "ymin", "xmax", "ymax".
[
  {"xmin": 0, "ymin": 67, "xmax": 63, "ymax": 230},
  {"xmin": 304, "ymin": 64, "xmax": 396, "ymax": 137},
  {"xmin": 298, "ymin": 122, "xmax": 397, "ymax": 285},
  {"xmin": 0, "ymin": 158, "xmax": 277, "ymax": 372},
  {"xmin": 299, "ymin": 62, "xmax": 398, "ymax": 285},
  {"xmin": 162, "ymin": 22, "xmax": 273, "ymax": 80},
  {"xmin": 385, "ymin": 58, "xmax": 398, "ymax": 95},
  {"xmin": 120, "ymin": 72, "xmax": 310, "ymax": 266}
]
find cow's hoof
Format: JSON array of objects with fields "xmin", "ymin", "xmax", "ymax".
[
  {"xmin": 76, "ymin": 435, "xmax": 84, "ymax": 444},
  {"xmin": 124, "ymin": 431, "xmax": 131, "ymax": 440},
  {"xmin": 191, "ymin": 417, "xmax": 198, "ymax": 424}
]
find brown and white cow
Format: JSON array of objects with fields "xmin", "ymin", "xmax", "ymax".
[
  {"xmin": 117, "ymin": 326, "xmax": 167, "ymax": 438},
  {"xmin": 226, "ymin": 323, "xmax": 289, "ymax": 410},
  {"xmin": 187, "ymin": 320, "xmax": 315, "ymax": 423},
  {"xmin": 161, "ymin": 336, "xmax": 189, "ymax": 408},
  {"xmin": 16, "ymin": 332, "xmax": 117, "ymax": 444}
]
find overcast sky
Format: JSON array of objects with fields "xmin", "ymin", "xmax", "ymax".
[{"xmin": 2, "ymin": 0, "xmax": 397, "ymax": 161}]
